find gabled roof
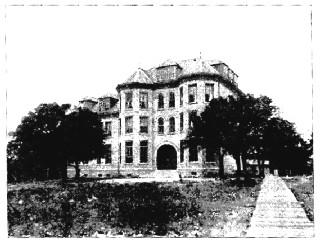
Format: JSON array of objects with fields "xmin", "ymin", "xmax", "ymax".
[
  {"xmin": 177, "ymin": 58, "xmax": 220, "ymax": 77},
  {"xmin": 123, "ymin": 68, "xmax": 153, "ymax": 85}
]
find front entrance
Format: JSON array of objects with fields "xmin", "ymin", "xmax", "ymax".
[{"xmin": 156, "ymin": 145, "xmax": 177, "ymax": 170}]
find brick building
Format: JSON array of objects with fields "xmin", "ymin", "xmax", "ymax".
[{"xmin": 67, "ymin": 58, "xmax": 241, "ymax": 178}]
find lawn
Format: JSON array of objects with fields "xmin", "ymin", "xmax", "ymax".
[
  {"xmin": 283, "ymin": 175, "xmax": 314, "ymax": 222},
  {"xmin": 8, "ymin": 178, "xmax": 261, "ymax": 237}
]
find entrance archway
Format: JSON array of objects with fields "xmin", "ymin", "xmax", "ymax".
[{"xmin": 156, "ymin": 144, "xmax": 177, "ymax": 170}]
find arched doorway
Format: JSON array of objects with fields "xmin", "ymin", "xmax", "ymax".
[{"xmin": 156, "ymin": 145, "xmax": 177, "ymax": 170}]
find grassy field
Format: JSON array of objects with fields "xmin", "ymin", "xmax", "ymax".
[
  {"xmin": 8, "ymin": 178, "xmax": 261, "ymax": 237},
  {"xmin": 283, "ymin": 175, "xmax": 314, "ymax": 222}
]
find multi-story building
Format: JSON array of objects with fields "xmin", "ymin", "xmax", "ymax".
[{"xmin": 67, "ymin": 57, "xmax": 242, "ymax": 178}]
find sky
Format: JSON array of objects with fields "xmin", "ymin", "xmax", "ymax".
[{"xmin": 5, "ymin": 5, "xmax": 313, "ymax": 139}]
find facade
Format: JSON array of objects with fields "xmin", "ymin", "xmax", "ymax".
[{"xmin": 67, "ymin": 58, "xmax": 241, "ymax": 178}]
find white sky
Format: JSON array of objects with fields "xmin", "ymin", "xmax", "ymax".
[{"xmin": 5, "ymin": 5, "xmax": 313, "ymax": 139}]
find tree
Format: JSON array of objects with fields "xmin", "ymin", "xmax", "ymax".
[
  {"xmin": 187, "ymin": 94, "xmax": 276, "ymax": 178},
  {"xmin": 62, "ymin": 107, "xmax": 104, "ymax": 180},
  {"xmin": 262, "ymin": 117, "xmax": 312, "ymax": 175},
  {"xmin": 7, "ymin": 103, "xmax": 70, "ymax": 181}
]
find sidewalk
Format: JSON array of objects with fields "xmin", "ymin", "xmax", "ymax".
[{"xmin": 246, "ymin": 174, "xmax": 314, "ymax": 237}]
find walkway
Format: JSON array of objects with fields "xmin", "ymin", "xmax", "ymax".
[{"xmin": 246, "ymin": 175, "xmax": 314, "ymax": 237}]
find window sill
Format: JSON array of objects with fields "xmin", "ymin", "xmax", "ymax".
[
  {"xmin": 188, "ymin": 102, "xmax": 197, "ymax": 105},
  {"xmin": 168, "ymin": 132, "xmax": 176, "ymax": 135}
]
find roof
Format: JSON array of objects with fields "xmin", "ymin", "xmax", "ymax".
[
  {"xmin": 79, "ymin": 96, "xmax": 98, "ymax": 103},
  {"xmin": 123, "ymin": 68, "xmax": 153, "ymax": 85},
  {"xmin": 116, "ymin": 57, "xmax": 240, "ymax": 94},
  {"xmin": 98, "ymin": 93, "xmax": 118, "ymax": 99},
  {"xmin": 177, "ymin": 58, "xmax": 220, "ymax": 77}
]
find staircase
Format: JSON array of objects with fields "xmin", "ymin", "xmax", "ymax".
[{"xmin": 140, "ymin": 169, "xmax": 180, "ymax": 180}]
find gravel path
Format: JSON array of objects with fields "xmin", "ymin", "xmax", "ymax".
[{"xmin": 246, "ymin": 174, "xmax": 314, "ymax": 237}]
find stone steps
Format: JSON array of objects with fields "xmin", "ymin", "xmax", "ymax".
[{"xmin": 139, "ymin": 169, "xmax": 180, "ymax": 180}]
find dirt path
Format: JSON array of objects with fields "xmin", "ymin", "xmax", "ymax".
[{"xmin": 246, "ymin": 174, "xmax": 314, "ymax": 237}]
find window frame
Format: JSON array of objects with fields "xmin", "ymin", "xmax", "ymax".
[
  {"xmin": 105, "ymin": 121, "xmax": 112, "ymax": 137},
  {"xmin": 105, "ymin": 144, "xmax": 112, "ymax": 164},
  {"xmin": 188, "ymin": 84, "xmax": 197, "ymax": 104},
  {"xmin": 125, "ymin": 141, "xmax": 133, "ymax": 164},
  {"xmin": 189, "ymin": 145, "xmax": 198, "ymax": 162},
  {"xmin": 125, "ymin": 92, "xmax": 133, "ymax": 110},
  {"xmin": 169, "ymin": 91, "xmax": 175, "ymax": 108},
  {"xmin": 158, "ymin": 93, "xmax": 164, "ymax": 109},
  {"xmin": 205, "ymin": 83, "xmax": 214, "ymax": 102},
  {"xmin": 180, "ymin": 112, "xmax": 184, "ymax": 132},
  {"xmin": 139, "ymin": 116, "xmax": 149, "ymax": 134},
  {"xmin": 125, "ymin": 116, "xmax": 133, "ymax": 134},
  {"xmin": 140, "ymin": 140, "xmax": 148, "ymax": 163},
  {"xmin": 139, "ymin": 92, "xmax": 148, "ymax": 109},
  {"xmin": 169, "ymin": 117, "xmax": 175, "ymax": 133},
  {"xmin": 158, "ymin": 117, "xmax": 164, "ymax": 134},
  {"xmin": 179, "ymin": 86, "xmax": 183, "ymax": 106}
]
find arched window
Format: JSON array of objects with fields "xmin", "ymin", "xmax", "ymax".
[
  {"xmin": 158, "ymin": 93, "xmax": 164, "ymax": 109},
  {"xmin": 169, "ymin": 117, "xmax": 175, "ymax": 133},
  {"xmin": 158, "ymin": 117, "xmax": 164, "ymax": 134}
]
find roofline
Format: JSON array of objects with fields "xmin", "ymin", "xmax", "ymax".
[{"xmin": 116, "ymin": 73, "xmax": 243, "ymax": 96}]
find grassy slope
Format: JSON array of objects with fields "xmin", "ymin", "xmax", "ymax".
[
  {"xmin": 283, "ymin": 176, "xmax": 314, "ymax": 222},
  {"xmin": 7, "ymin": 178, "xmax": 261, "ymax": 237}
]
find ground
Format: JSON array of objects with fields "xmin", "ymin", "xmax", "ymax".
[
  {"xmin": 283, "ymin": 175, "xmax": 314, "ymax": 222},
  {"xmin": 8, "ymin": 177, "xmax": 261, "ymax": 237}
]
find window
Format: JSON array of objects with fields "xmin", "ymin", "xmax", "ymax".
[
  {"xmin": 180, "ymin": 113, "xmax": 184, "ymax": 132},
  {"xmin": 119, "ymin": 118, "xmax": 121, "ymax": 135},
  {"xmin": 180, "ymin": 141, "xmax": 184, "ymax": 163},
  {"xmin": 105, "ymin": 121, "xmax": 112, "ymax": 136},
  {"xmin": 140, "ymin": 116, "xmax": 149, "ymax": 133},
  {"xmin": 139, "ymin": 92, "xmax": 148, "ymax": 109},
  {"xmin": 125, "ymin": 116, "xmax": 133, "ymax": 134},
  {"xmin": 105, "ymin": 144, "xmax": 112, "ymax": 163},
  {"xmin": 125, "ymin": 92, "xmax": 133, "ymax": 109},
  {"xmin": 158, "ymin": 118, "xmax": 164, "ymax": 134},
  {"xmin": 169, "ymin": 117, "xmax": 175, "ymax": 133},
  {"xmin": 206, "ymin": 146, "xmax": 216, "ymax": 163},
  {"xmin": 169, "ymin": 92, "xmax": 175, "ymax": 107},
  {"xmin": 119, "ymin": 143, "xmax": 121, "ymax": 164},
  {"xmin": 205, "ymin": 84, "xmax": 214, "ymax": 102},
  {"xmin": 99, "ymin": 101, "xmax": 106, "ymax": 112},
  {"xmin": 188, "ymin": 84, "xmax": 197, "ymax": 103},
  {"xmin": 140, "ymin": 140, "xmax": 148, "ymax": 163},
  {"xmin": 189, "ymin": 111, "xmax": 197, "ymax": 129},
  {"xmin": 189, "ymin": 145, "xmax": 198, "ymax": 162},
  {"xmin": 180, "ymin": 87, "xmax": 183, "ymax": 106},
  {"xmin": 125, "ymin": 141, "xmax": 133, "ymax": 163},
  {"xmin": 158, "ymin": 93, "xmax": 164, "ymax": 109}
]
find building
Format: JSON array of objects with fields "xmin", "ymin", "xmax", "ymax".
[{"xmin": 67, "ymin": 57, "xmax": 241, "ymax": 178}]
